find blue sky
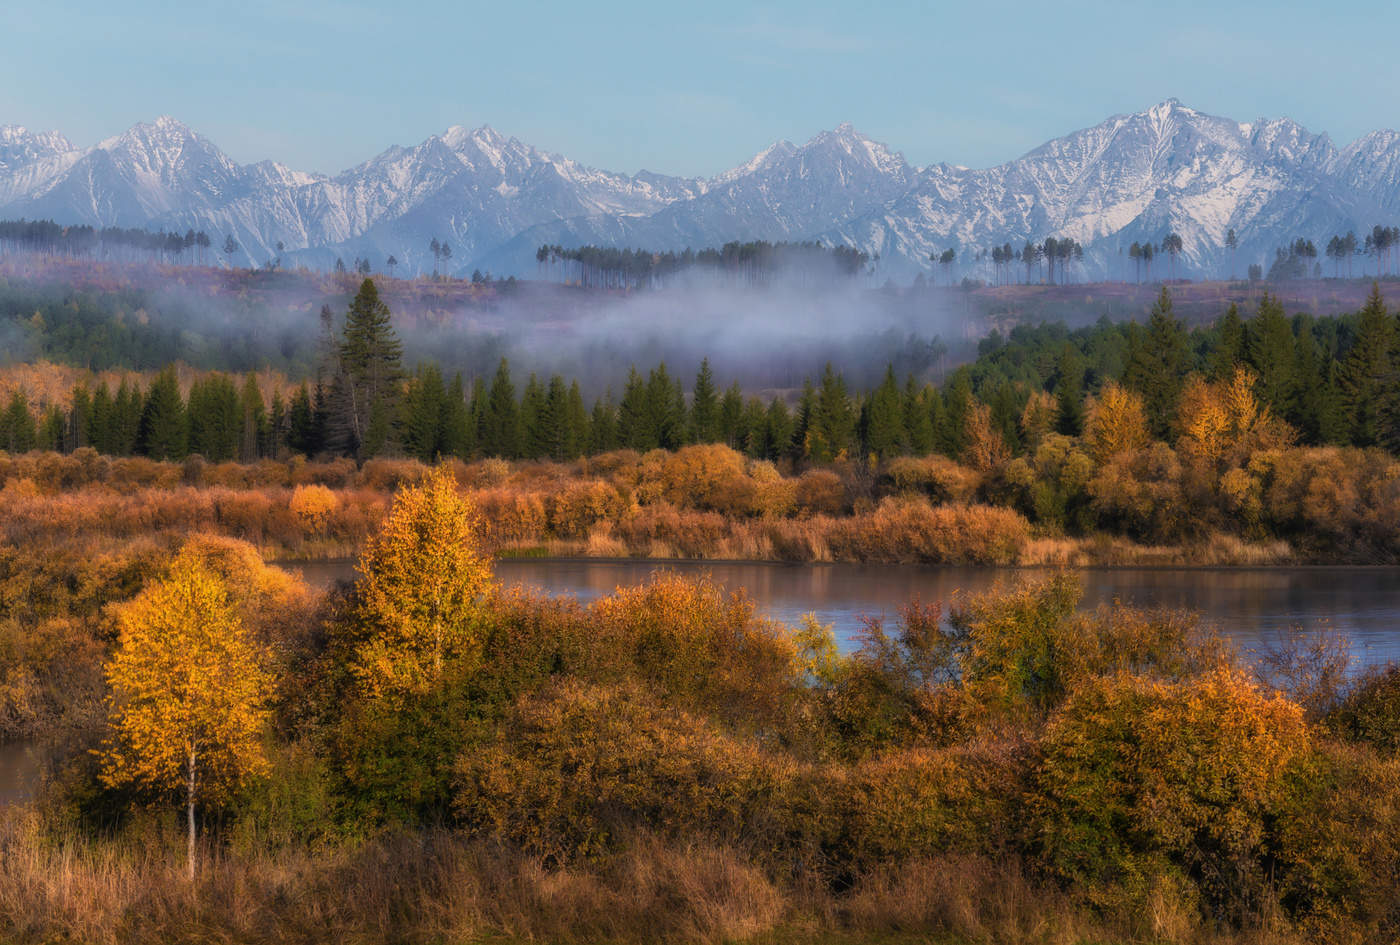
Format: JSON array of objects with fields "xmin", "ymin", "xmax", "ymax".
[{"xmin": 4, "ymin": 0, "xmax": 1398, "ymax": 177}]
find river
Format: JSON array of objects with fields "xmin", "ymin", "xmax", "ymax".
[{"xmin": 288, "ymin": 559, "xmax": 1400, "ymax": 668}]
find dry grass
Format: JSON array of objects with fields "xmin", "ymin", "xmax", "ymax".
[{"xmin": 7, "ymin": 808, "xmax": 1305, "ymax": 945}]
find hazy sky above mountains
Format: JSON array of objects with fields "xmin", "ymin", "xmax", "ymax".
[{"xmin": 6, "ymin": 0, "xmax": 1400, "ymax": 176}]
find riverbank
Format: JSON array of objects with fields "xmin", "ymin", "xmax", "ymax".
[{"xmin": 0, "ymin": 446, "xmax": 1381, "ymax": 568}]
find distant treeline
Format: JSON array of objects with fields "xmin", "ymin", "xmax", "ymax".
[
  {"xmin": 0, "ymin": 218, "xmax": 215, "ymax": 265},
  {"xmin": 4, "ymin": 279, "xmax": 1399, "ymax": 469},
  {"xmin": 534, "ymin": 240, "xmax": 872, "ymax": 289}
]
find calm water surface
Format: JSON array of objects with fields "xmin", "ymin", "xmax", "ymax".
[{"xmin": 290, "ymin": 559, "xmax": 1400, "ymax": 667}]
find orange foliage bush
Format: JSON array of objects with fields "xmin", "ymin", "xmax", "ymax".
[
  {"xmin": 452, "ymin": 680, "xmax": 805, "ymax": 861},
  {"xmin": 883, "ymin": 455, "xmax": 981, "ymax": 503},
  {"xmin": 794, "ymin": 468, "xmax": 848, "ymax": 515},
  {"xmin": 1033, "ymin": 667, "xmax": 1311, "ymax": 920},
  {"xmin": 826, "ymin": 498, "xmax": 1030, "ymax": 565}
]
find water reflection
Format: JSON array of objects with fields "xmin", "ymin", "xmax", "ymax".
[{"xmin": 286, "ymin": 559, "xmax": 1400, "ymax": 667}]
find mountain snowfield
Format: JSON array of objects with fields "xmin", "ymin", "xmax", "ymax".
[{"xmin": 2, "ymin": 100, "xmax": 1397, "ymax": 281}]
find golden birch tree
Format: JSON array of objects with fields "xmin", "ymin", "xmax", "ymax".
[
  {"xmin": 350, "ymin": 466, "xmax": 494, "ymax": 701},
  {"xmin": 100, "ymin": 552, "xmax": 272, "ymax": 880}
]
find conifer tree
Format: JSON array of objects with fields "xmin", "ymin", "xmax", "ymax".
[
  {"xmin": 1339, "ymin": 283, "xmax": 1397, "ymax": 447},
  {"xmin": 690, "ymin": 358, "xmax": 720, "ymax": 443},
  {"xmin": 563, "ymin": 380, "xmax": 589, "ymax": 460},
  {"xmin": 809, "ymin": 363, "xmax": 855, "ymax": 462},
  {"xmin": 338, "ymin": 279, "xmax": 403, "ymax": 457},
  {"xmin": 539, "ymin": 375, "xmax": 572, "ymax": 461},
  {"xmin": 441, "ymin": 373, "xmax": 473, "ymax": 459},
  {"xmin": 865, "ymin": 365, "xmax": 908, "ymax": 459},
  {"xmin": 287, "ymin": 383, "xmax": 318, "ymax": 456},
  {"xmin": 618, "ymin": 368, "xmax": 653, "ymax": 451},
  {"xmin": 792, "ymin": 382, "xmax": 816, "ymax": 462},
  {"xmin": 89, "ymin": 382, "xmax": 115, "ymax": 454},
  {"xmin": 939, "ymin": 369, "xmax": 974, "ymax": 458},
  {"xmin": 479, "ymin": 359, "xmax": 519, "ymax": 458},
  {"xmin": 188, "ymin": 373, "xmax": 240, "ymax": 461},
  {"xmin": 138, "ymin": 367, "xmax": 187, "ymax": 461},
  {"xmin": 904, "ymin": 377, "xmax": 935, "ymax": 455},
  {"xmin": 1246, "ymin": 293, "xmax": 1298, "ymax": 420},
  {"xmin": 518, "ymin": 374, "xmax": 548, "ymax": 459},
  {"xmin": 718, "ymin": 383, "xmax": 744, "ymax": 449},
  {"xmin": 1210, "ymin": 303, "xmax": 1246, "ymax": 380},
  {"xmin": 645, "ymin": 364, "xmax": 686, "ymax": 450},
  {"xmin": 590, "ymin": 395, "xmax": 619, "ymax": 453},
  {"xmin": 739, "ymin": 397, "xmax": 769, "ymax": 457},
  {"xmin": 70, "ymin": 383, "xmax": 93, "ymax": 451},
  {"xmin": 38, "ymin": 406, "xmax": 64, "ymax": 452},
  {"xmin": 765, "ymin": 397, "xmax": 795, "ymax": 461},
  {"xmin": 1123, "ymin": 288, "xmax": 1191, "ymax": 438},
  {"xmin": 238, "ymin": 374, "xmax": 268, "ymax": 462},
  {"xmin": 1053, "ymin": 345, "xmax": 1086, "ymax": 436},
  {"xmin": 0, "ymin": 391, "xmax": 36, "ymax": 453},
  {"xmin": 403, "ymin": 364, "xmax": 447, "ymax": 462}
]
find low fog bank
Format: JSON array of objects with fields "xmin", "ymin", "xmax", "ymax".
[
  {"xmin": 0, "ymin": 261, "xmax": 983, "ymax": 394},
  {"xmin": 439, "ymin": 282, "xmax": 973, "ymax": 395}
]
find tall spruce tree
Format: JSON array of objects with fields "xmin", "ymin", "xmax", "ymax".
[
  {"xmin": 618, "ymin": 368, "xmax": 653, "ymax": 451},
  {"xmin": 808, "ymin": 363, "xmax": 855, "ymax": 462},
  {"xmin": 718, "ymin": 383, "xmax": 745, "ymax": 449},
  {"xmin": 287, "ymin": 383, "xmax": 318, "ymax": 457},
  {"xmin": 403, "ymin": 364, "xmax": 447, "ymax": 462},
  {"xmin": 138, "ymin": 367, "xmax": 187, "ymax": 461},
  {"xmin": 865, "ymin": 365, "xmax": 908, "ymax": 459},
  {"xmin": 238, "ymin": 374, "xmax": 268, "ymax": 462},
  {"xmin": 1339, "ymin": 283, "xmax": 1397, "ymax": 447},
  {"xmin": 1052, "ymin": 345, "xmax": 1086, "ymax": 436},
  {"xmin": 441, "ymin": 373, "xmax": 473, "ymax": 459},
  {"xmin": 1246, "ymin": 293, "xmax": 1299, "ymax": 421},
  {"xmin": 904, "ymin": 377, "xmax": 935, "ymax": 455},
  {"xmin": 1210, "ymin": 303, "xmax": 1246, "ymax": 380},
  {"xmin": 690, "ymin": 359, "xmax": 720, "ymax": 443},
  {"xmin": 518, "ymin": 374, "xmax": 548, "ymax": 460},
  {"xmin": 338, "ymin": 279, "xmax": 403, "ymax": 458},
  {"xmin": 479, "ymin": 359, "xmax": 520, "ymax": 458},
  {"xmin": 1123, "ymin": 287, "xmax": 1191, "ymax": 438}
]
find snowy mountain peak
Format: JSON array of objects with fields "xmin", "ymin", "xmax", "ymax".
[
  {"xmin": 6, "ymin": 102, "xmax": 1400, "ymax": 281},
  {"xmin": 0, "ymin": 125, "xmax": 74, "ymax": 168}
]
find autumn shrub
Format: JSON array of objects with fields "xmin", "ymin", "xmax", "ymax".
[
  {"xmin": 951, "ymin": 574, "xmax": 1225, "ymax": 720},
  {"xmin": 1327, "ymin": 665, "xmax": 1400, "ymax": 753},
  {"xmin": 1250, "ymin": 447, "xmax": 1400, "ymax": 560},
  {"xmin": 826, "ymin": 498, "xmax": 1030, "ymax": 565},
  {"xmin": 289, "ymin": 483, "xmax": 338, "ymax": 536},
  {"xmin": 794, "ymin": 468, "xmax": 848, "ymax": 515},
  {"xmin": 634, "ymin": 444, "xmax": 754, "ymax": 514},
  {"xmin": 882, "ymin": 454, "xmax": 980, "ymax": 504},
  {"xmin": 289, "ymin": 455, "xmax": 358, "ymax": 488},
  {"xmin": 547, "ymin": 479, "xmax": 626, "ymax": 539},
  {"xmin": 835, "ymin": 740, "xmax": 1027, "ymax": 867},
  {"xmin": 612, "ymin": 502, "xmax": 730, "ymax": 557},
  {"xmin": 588, "ymin": 572, "xmax": 801, "ymax": 732},
  {"xmin": 473, "ymin": 488, "xmax": 548, "ymax": 547},
  {"xmin": 357, "ymin": 457, "xmax": 429, "ymax": 491},
  {"xmin": 998, "ymin": 434, "xmax": 1095, "ymax": 532},
  {"xmin": 1087, "ymin": 442, "xmax": 1196, "ymax": 543},
  {"xmin": 452, "ymin": 680, "xmax": 806, "ymax": 862},
  {"xmin": 1032, "ymin": 667, "xmax": 1311, "ymax": 924},
  {"xmin": 1271, "ymin": 741, "xmax": 1400, "ymax": 938},
  {"xmin": 746, "ymin": 460, "xmax": 797, "ymax": 517}
]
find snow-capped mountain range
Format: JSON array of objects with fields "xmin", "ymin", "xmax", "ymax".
[{"xmin": 3, "ymin": 100, "xmax": 1399, "ymax": 280}]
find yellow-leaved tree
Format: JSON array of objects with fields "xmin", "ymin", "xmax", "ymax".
[
  {"xmin": 100, "ymin": 551, "xmax": 273, "ymax": 880},
  {"xmin": 350, "ymin": 466, "xmax": 494, "ymax": 700},
  {"xmin": 1083, "ymin": 381, "xmax": 1151, "ymax": 464}
]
